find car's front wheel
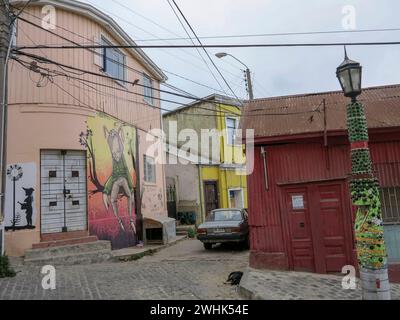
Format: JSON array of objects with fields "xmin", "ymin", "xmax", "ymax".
[{"xmin": 204, "ymin": 243, "xmax": 213, "ymax": 250}]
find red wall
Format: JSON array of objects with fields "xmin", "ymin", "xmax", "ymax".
[{"xmin": 248, "ymin": 132, "xmax": 400, "ymax": 272}]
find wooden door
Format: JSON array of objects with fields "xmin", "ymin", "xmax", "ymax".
[
  {"xmin": 282, "ymin": 181, "xmax": 352, "ymax": 274},
  {"xmin": 204, "ymin": 181, "xmax": 219, "ymax": 216},
  {"xmin": 284, "ymin": 188, "xmax": 315, "ymax": 272},
  {"xmin": 312, "ymin": 183, "xmax": 349, "ymax": 273}
]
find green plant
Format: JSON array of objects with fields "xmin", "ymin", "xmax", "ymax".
[
  {"xmin": 0, "ymin": 255, "xmax": 16, "ymax": 278},
  {"xmin": 187, "ymin": 228, "xmax": 196, "ymax": 239}
]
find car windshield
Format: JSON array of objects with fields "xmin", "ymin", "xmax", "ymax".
[{"xmin": 207, "ymin": 210, "xmax": 242, "ymax": 222}]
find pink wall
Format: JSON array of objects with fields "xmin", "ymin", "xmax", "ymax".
[{"xmin": 5, "ymin": 5, "xmax": 167, "ymax": 256}]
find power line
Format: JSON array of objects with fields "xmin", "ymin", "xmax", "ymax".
[
  {"xmin": 82, "ymin": 0, "xmax": 244, "ymax": 84},
  {"xmin": 15, "ymin": 13, "xmax": 239, "ymax": 99},
  {"xmin": 13, "ymin": 56, "xmax": 321, "ymax": 118},
  {"xmin": 129, "ymin": 27, "xmax": 400, "ymax": 42},
  {"xmin": 9, "ymin": 0, "xmax": 33, "ymax": 24},
  {"xmin": 14, "ymin": 50, "xmax": 217, "ymax": 104},
  {"xmin": 17, "ymin": 40, "xmax": 400, "ymax": 50},
  {"xmin": 169, "ymin": 0, "xmax": 242, "ymax": 105},
  {"xmin": 166, "ymin": 0, "xmax": 228, "ymax": 96}
]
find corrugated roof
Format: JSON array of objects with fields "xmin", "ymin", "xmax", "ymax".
[{"xmin": 241, "ymin": 84, "xmax": 400, "ymax": 138}]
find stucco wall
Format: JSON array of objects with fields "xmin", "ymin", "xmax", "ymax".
[{"xmin": 4, "ymin": 5, "xmax": 167, "ymax": 256}]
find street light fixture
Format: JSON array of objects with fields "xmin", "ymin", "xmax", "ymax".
[
  {"xmin": 336, "ymin": 48, "xmax": 362, "ymax": 101},
  {"xmin": 215, "ymin": 52, "xmax": 254, "ymax": 100},
  {"xmin": 336, "ymin": 48, "xmax": 391, "ymax": 300}
]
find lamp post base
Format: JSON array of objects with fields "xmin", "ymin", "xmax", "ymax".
[{"xmin": 360, "ymin": 267, "xmax": 391, "ymax": 300}]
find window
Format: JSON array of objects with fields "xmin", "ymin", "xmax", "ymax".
[
  {"xmin": 226, "ymin": 117, "xmax": 238, "ymax": 145},
  {"xmin": 101, "ymin": 36, "xmax": 126, "ymax": 81},
  {"xmin": 144, "ymin": 155, "xmax": 156, "ymax": 183},
  {"xmin": 143, "ymin": 74, "xmax": 153, "ymax": 104},
  {"xmin": 381, "ymin": 187, "xmax": 400, "ymax": 224}
]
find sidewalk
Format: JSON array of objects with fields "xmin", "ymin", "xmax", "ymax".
[
  {"xmin": 238, "ymin": 268, "xmax": 400, "ymax": 300},
  {"xmin": 111, "ymin": 235, "xmax": 187, "ymax": 262}
]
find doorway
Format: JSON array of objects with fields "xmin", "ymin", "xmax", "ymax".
[
  {"xmin": 40, "ymin": 150, "xmax": 87, "ymax": 234},
  {"xmin": 282, "ymin": 180, "xmax": 353, "ymax": 273},
  {"xmin": 204, "ymin": 181, "xmax": 219, "ymax": 217}
]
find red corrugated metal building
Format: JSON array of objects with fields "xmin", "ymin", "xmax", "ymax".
[{"xmin": 241, "ymin": 84, "xmax": 400, "ymax": 282}]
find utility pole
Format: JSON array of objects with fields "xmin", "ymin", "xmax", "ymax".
[
  {"xmin": 215, "ymin": 52, "xmax": 254, "ymax": 101},
  {"xmin": 0, "ymin": 0, "xmax": 11, "ymax": 255},
  {"xmin": 244, "ymin": 68, "xmax": 254, "ymax": 101}
]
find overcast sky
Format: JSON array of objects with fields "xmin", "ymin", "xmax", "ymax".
[{"xmin": 80, "ymin": 0, "xmax": 400, "ymax": 110}]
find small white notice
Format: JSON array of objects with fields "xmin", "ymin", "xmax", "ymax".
[{"xmin": 292, "ymin": 195, "xmax": 304, "ymax": 210}]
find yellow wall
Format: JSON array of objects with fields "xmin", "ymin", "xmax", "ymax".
[{"xmin": 199, "ymin": 103, "xmax": 248, "ymax": 221}]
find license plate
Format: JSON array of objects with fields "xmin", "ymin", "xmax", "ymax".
[{"xmin": 212, "ymin": 228, "xmax": 226, "ymax": 234}]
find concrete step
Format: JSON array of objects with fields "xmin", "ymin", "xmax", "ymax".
[
  {"xmin": 32, "ymin": 236, "xmax": 98, "ymax": 249},
  {"xmin": 24, "ymin": 240, "xmax": 112, "ymax": 265},
  {"xmin": 24, "ymin": 249, "xmax": 112, "ymax": 266}
]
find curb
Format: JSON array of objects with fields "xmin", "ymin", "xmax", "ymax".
[{"xmin": 112, "ymin": 235, "xmax": 188, "ymax": 262}]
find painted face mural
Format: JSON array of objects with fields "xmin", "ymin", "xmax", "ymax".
[{"xmin": 81, "ymin": 113, "xmax": 139, "ymax": 249}]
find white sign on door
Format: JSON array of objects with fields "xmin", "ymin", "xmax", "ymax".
[{"xmin": 292, "ymin": 195, "xmax": 304, "ymax": 210}]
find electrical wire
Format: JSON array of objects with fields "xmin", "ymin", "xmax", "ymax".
[
  {"xmin": 13, "ymin": 56, "xmax": 322, "ymax": 118},
  {"xmin": 166, "ymin": 0, "xmax": 228, "ymax": 96},
  {"xmin": 19, "ymin": 41, "xmax": 400, "ymax": 50},
  {"xmin": 169, "ymin": 0, "xmax": 243, "ymax": 105},
  {"xmin": 15, "ymin": 13, "xmax": 240, "ymax": 99}
]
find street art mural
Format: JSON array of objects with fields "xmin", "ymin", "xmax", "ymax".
[
  {"xmin": 80, "ymin": 113, "xmax": 139, "ymax": 249},
  {"xmin": 4, "ymin": 163, "xmax": 36, "ymax": 231}
]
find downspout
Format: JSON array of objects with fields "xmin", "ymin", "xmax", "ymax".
[
  {"xmin": 197, "ymin": 164, "xmax": 204, "ymax": 223},
  {"xmin": 0, "ymin": 19, "xmax": 13, "ymax": 226}
]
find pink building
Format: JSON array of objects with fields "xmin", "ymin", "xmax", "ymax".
[{"xmin": 3, "ymin": 0, "xmax": 169, "ymax": 256}]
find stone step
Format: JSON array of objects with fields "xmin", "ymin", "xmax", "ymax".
[
  {"xmin": 24, "ymin": 249, "xmax": 112, "ymax": 266},
  {"xmin": 32, "ymin": 236, "xmax": 98, "ymax": 249},
  {"xmin": 24, "ymin": 240, "xmax": 112, "ymax": 262}
]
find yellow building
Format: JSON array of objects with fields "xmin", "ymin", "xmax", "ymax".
[{"xmin": 163, "ymin": 95, "xmax": 247, "ymax": 224}]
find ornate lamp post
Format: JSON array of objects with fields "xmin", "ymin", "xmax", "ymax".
[{"xmin": 337, "ymin": 48, "xmax": 391, "ymax": 300}]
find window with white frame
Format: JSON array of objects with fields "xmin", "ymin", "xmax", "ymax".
[
  {"xmin": 101, "ymin": 36, "xmax": 126, "ymax": 82},
  {"xmin": 143, "ymin": 74, "xmax": 153, "ymax": 104},
  {"xmin": 226, "ymin": 117, "xmax": 238, "ymax": 145},
  {"xmin": 144, "ymin": 155, "xmax": 156, "ymax": 183}
]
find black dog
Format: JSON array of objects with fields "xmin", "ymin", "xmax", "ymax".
[
  {"xmin": 18, "ymin": 187, "xmax": 34, "ymax": 227},
  {"xmin": 225, "ymin": 271, "xmax": 243, "ymax": 286}
]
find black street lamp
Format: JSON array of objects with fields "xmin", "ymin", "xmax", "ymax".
[
  {"xmin": 336, "ymin": 48, "xmax": 391, "ymax": 300},
  {"xmin": 336, "ymin": 48, "xmax": 362, "ymax": 102}
]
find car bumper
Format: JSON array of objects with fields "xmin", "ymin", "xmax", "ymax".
[{"xmin": 197, "ymin": 233, "xmax": 247, "ymax": 243}]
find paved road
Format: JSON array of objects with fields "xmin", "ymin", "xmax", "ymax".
[{"xmin": 0, "ymin": 240, "xmax": 249, "ymax": 300}]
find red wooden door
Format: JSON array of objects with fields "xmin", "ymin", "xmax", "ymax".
[
  {"xmin": 313, "ymin": 183, "xmax": 349, "ymax": 273},
  {"xmin": 284, "ymin": 188, "xmax": 315, "ymax": 272},
  {"xmin": 283, "ymin": 181, "xmax": 352, "ymax": 274}
]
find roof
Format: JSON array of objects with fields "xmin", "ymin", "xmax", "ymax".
[
  {"xmin": 241, "ymin": 84, "xmax": 400, "ymax": 139},
  {"xmin": 11, "ymin": 0, "xmax": 167, "ymax": 82},
  {"xmin": 163, "ymin": 94, "xmax": 242, "ymax": 117}
]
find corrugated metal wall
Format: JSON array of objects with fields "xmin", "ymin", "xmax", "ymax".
[{"xmin": 249, "ymin": 138, "xmax": 400, "ymax": 256}]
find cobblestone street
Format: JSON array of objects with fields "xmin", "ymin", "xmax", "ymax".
[{"xmin": 0, "ymin": 240, "xmax": 249, "ymax": 300}]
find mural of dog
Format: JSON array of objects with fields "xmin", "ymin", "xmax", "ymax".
[{"xmin": 102, "ymin": 125, "xmax": 136, "ymax": 234}]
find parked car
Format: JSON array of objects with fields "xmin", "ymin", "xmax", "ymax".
[{"xmin": 197, "ymin": 209, "xmax": 249, "ymax": 250}]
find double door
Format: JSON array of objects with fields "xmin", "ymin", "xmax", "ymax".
[
  {"xmin": 282, "ymin": 181, "xmax": 354, "ymax": 273},
  {"xmin": 41, "ymin": 150, "xmax": 87, "ymax": 234}
]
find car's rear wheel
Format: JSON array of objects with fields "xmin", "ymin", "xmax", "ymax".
[{"xmin": 204, "ymin": 243, "xmax": 213, "ymax": 250}]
